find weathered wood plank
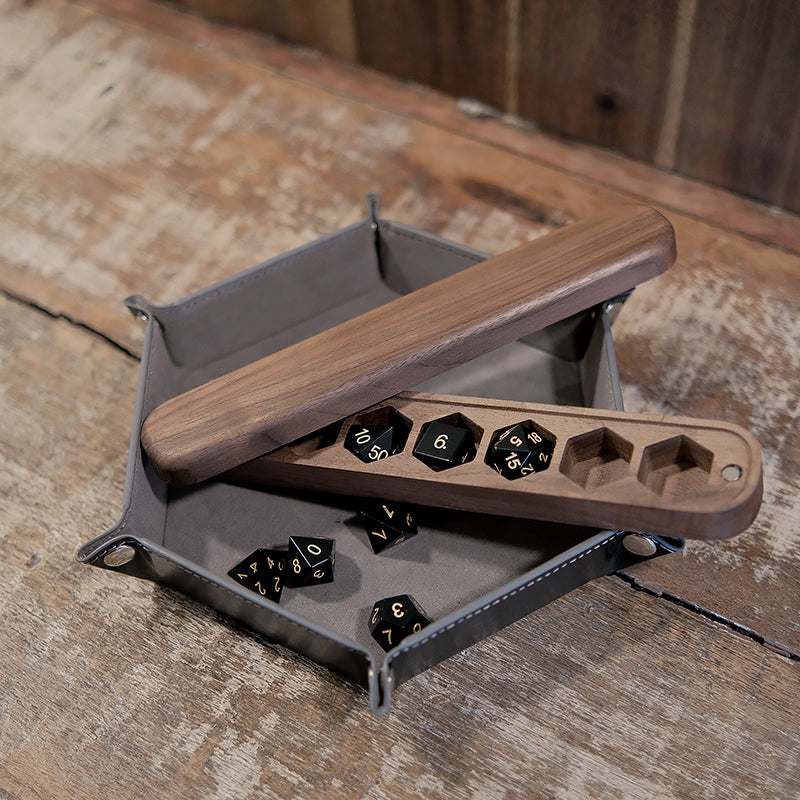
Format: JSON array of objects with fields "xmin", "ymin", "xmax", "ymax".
[
  {"xmin": 517, "ymin": 0, "xmax": 679, "ymax": 164},
  {"xmin": 0, "ymin": 0, "xmax": 798, "ymax": 661},
  {"xmin": 171, "ymin": 0, "xmax": 358, "ymax": 63},
  {"xmin": 614, "ymin": 214, "xmax": 800, "ymax": 653},
  {"xmin": 352, "ymin": 0, "xmax": 509, "ymax": 111},
  {"xmin": 1, "ymin": 297, "xmax": 798, "ymax": 799},
  {"xmin": 90, "ymin": 0, "xmax": 800, "ymax": 253},
  {"xmin": 676, "ymin": 0, "xmax": 800, "ymax": 212}
]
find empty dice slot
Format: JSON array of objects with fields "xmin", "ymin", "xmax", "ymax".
[
  {"xmin": 637, "ymin": 435, "xmax": 714, "ymax": 496},
  {"xmin": 559, "ymin": 427, "xmax": 633, "ymax": 488},
  {"xmin": 344, "ymin": 405, "xmax": 413, "ymax": 463}
]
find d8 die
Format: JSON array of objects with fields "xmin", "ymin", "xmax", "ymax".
[
  {"xmin": 227, "ymin": 548, "xmax": 287, "ymax": 603},
  {"xmin": 413, "ymin": 416, "xmax": 477, "ymax": 471},
  {"xmin": 286, "ymin": 536, "xmax": 335, "ymax": 586},
  {"xmin": 344, "ymin": 424, "xmax": 397, "ymax": 463},
  {"xmin": 370, "ymin": 594, "xmax": 430, "ymax": 651},
  {"xmin": 359, "ymin": 501, "xmax": 418, "ymax": 554},
  {"xmin": 485, "ymin": 419, "xmax": 556, "ymax": 480}
]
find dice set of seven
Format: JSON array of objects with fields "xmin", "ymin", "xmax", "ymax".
[{"xmin": 229, "ymin": 413, "xmax": 558, "ymax": 650}]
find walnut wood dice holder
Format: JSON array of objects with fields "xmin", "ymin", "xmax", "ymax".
[
  {"xmin": 141, "ymin": 204, "xmax": 675, "ymax": 484},
  {"xmin": 227, "ymin": 392, "xmax": 762, "ymax": 541},
  {"xmin": 79, "ymin": 200, "xmax": 760, "ymax": 714}
]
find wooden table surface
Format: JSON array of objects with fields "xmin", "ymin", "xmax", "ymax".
[{"xmin": 1, "ymin": 1, "xmax": 798, "ymax": 797}]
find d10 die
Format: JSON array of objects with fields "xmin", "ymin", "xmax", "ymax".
[
  {"xmin": 286, "ymin": 536, "xmax": 335, "ymax": 586},
  {"xmin": 486, "ymin": 420, "xmax": 556, "ymax": 480},
  {"xmin": 369, "ymin": 594, "xmax": 430, "ymax": 652},
  {"xmin": 359, "ymin": 501, "xmax": 418, "ymax": 554},
  {"xmin": 413, "ymin": 419, "xmax": 477, "ymax": 471},
  {"xmin": 345, "ymin": 424, "xmax": 399, "ymax": 463},
  {"xmin": 227, "ymin": 548, "xmax": 287, "ymax": 603}
]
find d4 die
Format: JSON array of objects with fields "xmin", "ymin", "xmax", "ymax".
[{"xmin": 227, "ymin": 548, "xmax": 287, "ymax": 602}]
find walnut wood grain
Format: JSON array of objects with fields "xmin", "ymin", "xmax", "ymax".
[
  {"xmin": 227, "ymin": 391, "xmax": 763, "ymax": 541},
  {"xmin": 141, "ymin": 204, "xmax": 675, "ymax": 485}
]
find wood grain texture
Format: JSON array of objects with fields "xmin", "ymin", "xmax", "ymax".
[
  {"xmin": 171, "ymin": 0, "xmax": 358, "ymax": 62},
  {"xmin": 1, "ymin": 299, "xmax": 798, "ymax": 800},
  {"xmin": 676, "ymin": 0, "xmax": 800, "ymax": 212},
  {"xmin": 613, "ymin": 212, "xmax": 800, "ymax": 652},
  {"xmin": 230, "ymin": 391, "xmax": 763, "ymax": 540},
  {"xmin": 153, "ymin": 0, "xmax": 800, "ymax": 213},
  {"xmin": 141, "ymin": 205, "xmax": 675, "ymax": 484},
  {"xmin": 352, "ymin": 0, "xmax": 509, "ymax": 110},
  {"xmin": 517, "ymin": 0, "xmax": 679, "ymax": 164},
  {"xmin": 0, "ymin": 3, "xmax": 799, "ymax": 795},
  {"xmin": 103, "ymin": 0, "xmax": 800, "ymax": 252}
]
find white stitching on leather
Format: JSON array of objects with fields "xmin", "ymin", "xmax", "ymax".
[{"xmin": 395, "ymin": 534, "xmax": 618, "ymax": 654}]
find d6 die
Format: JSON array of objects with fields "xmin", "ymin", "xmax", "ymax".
[
  {"xmin": 227, "ymin": 548, "xmax": 287, "ymax": 602},
  {"xmin": 286, "ymin": 536, "xmax": 335, "ymax": 586},
  {"xmin": 413, "ymin": 418, "xmax": 477, "ymax": 471},
  {"xmin": 369, "ymin": 594, "xmax": 430, "ymax": 651},
  {"xmin": 486, "ymin": 420, "xmax": 556, "ymax": 480},
  {"xmin": 359, "ymin": 501, "xmax": 417, "ymax": 554}
]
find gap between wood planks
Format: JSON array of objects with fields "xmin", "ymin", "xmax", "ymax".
[
  {"xmin": 1, "ymin": 288, "xmax": 139, "ymax": 360},
  {"xmin": 615, "ymin": 572, "xmax": 800, "ymax": 662},
  {"xmin": 6, "ymin": 288, "xmax": 797, "ymax": 664}
]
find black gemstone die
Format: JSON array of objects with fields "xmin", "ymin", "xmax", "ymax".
[
  {"xmin": 485, "ymin": 419, "xmax": 556, "ymax": 480},
  {"xmin": 286, "ymin": 536, "xmax": 335, "ymax": 586},
  {"xmin": 343, "ymin": 406, "xmax": 412, "ymax": 464},
  {"xmin": 344, "ymin": 424, "xmax": 396, "ymax": 463},
  {"xmin": 359, "ymin": 501, "xmax": 418, "ymax": 554},
  {"xmin": 369, "ymin": 594, "xmax": 430, "ymax": 651},
  {"xmin": 413, "ymin": 414, "xmax": 479, "ymax": 471},
  {"xmin": 227, "ymin": 548, "xmax": 287, "ymax": 602}
]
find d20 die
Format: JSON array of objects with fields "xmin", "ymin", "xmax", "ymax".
[
  {"xmin": 286, "ymin": 536, "xmax": 335, "ymax": 586},
  {"xmin": 227, "ymin": 548, "xmax": 287, "ymax": 603},
  {"xmin": 369, "ymin": 594, "xmax": 430, "ymax": 652},
  {"xmin": 413, "ymin": 420, "xmax": 476, "ymax": 471},
  {"xmin": 486, "ymin": 420, "xmax": 556, "ymax": 480},
  {"xmin": 359, "ymin": 501, "xmax": 418, "ymax": 554},
  {"xmin": 344, "ymin": 424, "xmax": 397, "ymax": 463}
]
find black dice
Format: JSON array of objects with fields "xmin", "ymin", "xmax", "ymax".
[
  {"xmin": 369, "ymin": 594, "xmax": 430, "ymax": 651},
  {"xmin": 359, "ymin": 501, "xmax": 417, "ymax": 554},
  {"xmin": 228, "ymin": 548, "xmax": 287, "ymax": 603},
  {"xmin": 343, "ymin": 406, "xmax": 412, "ymax": 463},
  {"xmin": 413, "ymin": 416, "xmax": 477, "ymax": 471},
  {"xmin": 286, "ymin": 535, "xmax": 335, "ymax": 586},
  {"xmin": 485, "ymin": 420, "xmax": 556, "ymax": 480},
  {"xmin": 344, "ymin": 424, "xmax": 397, "ymax": 463}
]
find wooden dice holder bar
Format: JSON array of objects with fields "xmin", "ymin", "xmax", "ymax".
[
  {"xmin": 142, "ymin": 204, "xmax": 676, "ymax": 485},
  {"xmin": 227, "ymin": 392, "xmax": 763, "ymax": 541},
  {"xmin": 141, "ymin": 202, "xmax": 763, "ymax": 542}
]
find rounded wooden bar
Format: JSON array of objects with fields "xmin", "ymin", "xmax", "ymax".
[{"xmin": 141, "ymin": 205, "xmax": 675, "ymax": 485}]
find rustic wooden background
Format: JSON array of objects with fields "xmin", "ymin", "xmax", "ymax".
[
  {"xmin": 1, "ymin": 0, "xmax": 798, "ymax": 797},
  {"xmin": 168, "ymin": 0, "xmax": 800, "ymax": 214}
]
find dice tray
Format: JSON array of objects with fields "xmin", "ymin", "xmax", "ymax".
[{"xmin": 77, "ymin": 198, "xmax": 682, "ymax": 715}]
